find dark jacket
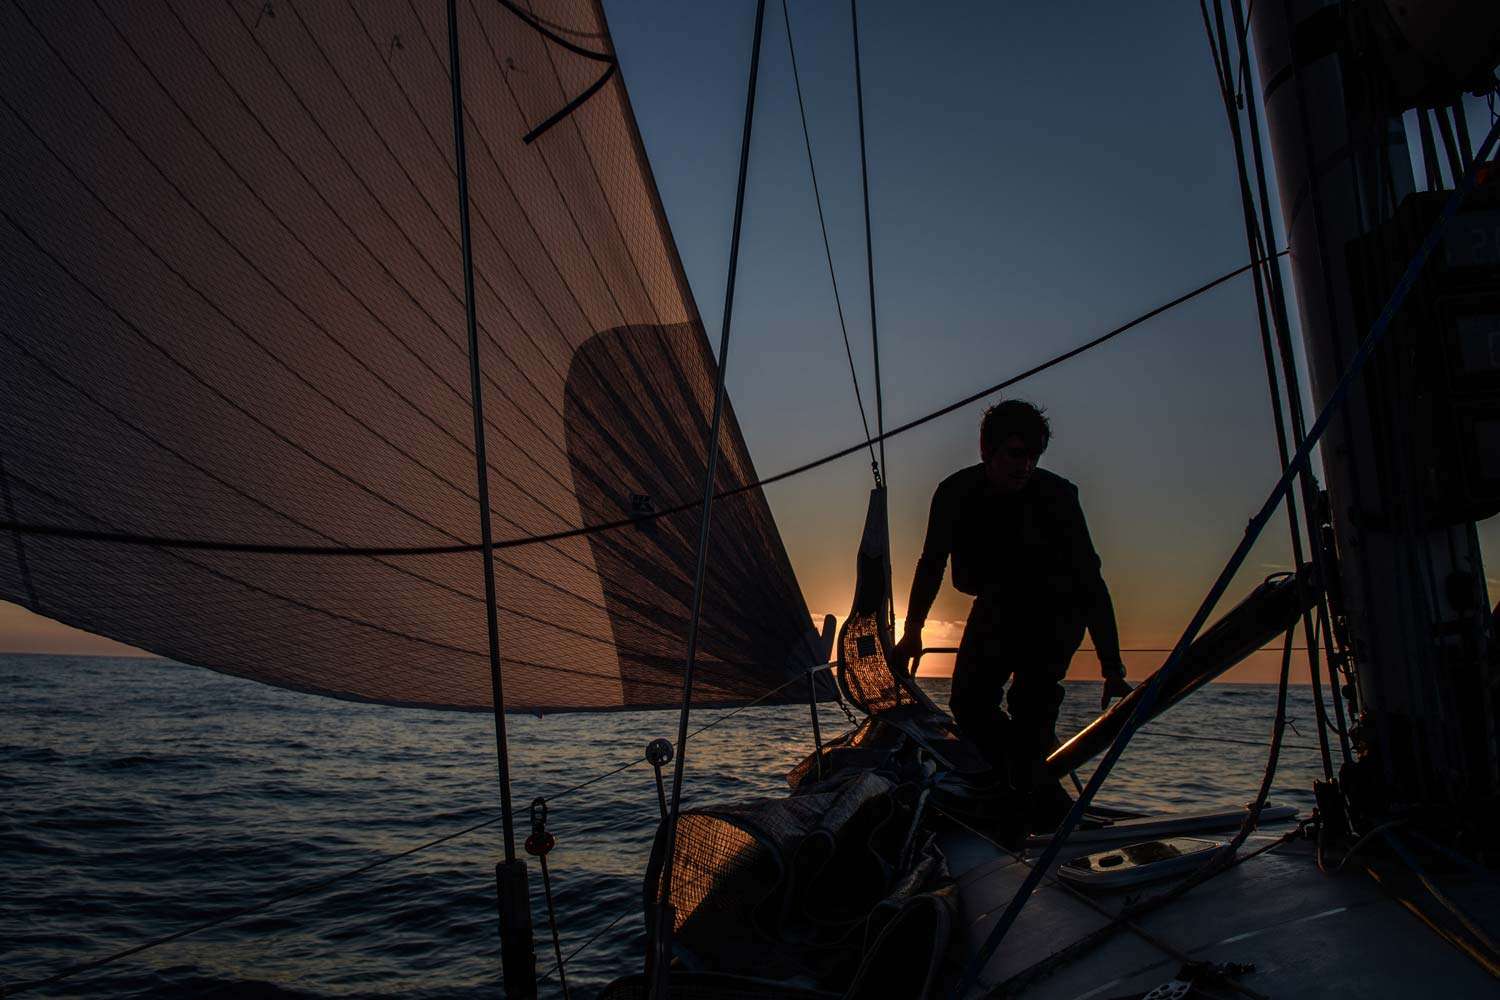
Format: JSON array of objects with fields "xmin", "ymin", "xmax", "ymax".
[{"xmin": 904, "ymin": 465, "xmax": 1123, "ymax": 673}]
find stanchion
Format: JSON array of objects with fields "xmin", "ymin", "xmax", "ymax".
[{"xmin": 646, "ymin": 739, "xmax": 673, "ymax": 821}]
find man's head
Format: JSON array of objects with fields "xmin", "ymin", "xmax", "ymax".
[{"xmin": 980, "ymin": 400, "xmax": 1050, "ymax": 493}]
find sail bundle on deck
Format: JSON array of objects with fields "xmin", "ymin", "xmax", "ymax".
[{"xmin": 0, "ymin": 0, "xmax": 819, "ymax": 712}]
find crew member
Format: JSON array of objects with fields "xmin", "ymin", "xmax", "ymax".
[{"xmin": 893, "ymin": 400, "xmax": 1131, "ymax": 789}]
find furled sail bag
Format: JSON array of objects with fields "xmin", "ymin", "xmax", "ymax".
[
  {"xmin": 0, "ymin": 0, "xmax": 820, "ymax": 711},
  {"xmin": 637, "ymin": 768, "xmax": 954, "ymax": 996}
]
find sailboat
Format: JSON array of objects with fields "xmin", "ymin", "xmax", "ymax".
[{"xmin": 2, "ymin": 0, "xmax": 1498, "ymax": 997}]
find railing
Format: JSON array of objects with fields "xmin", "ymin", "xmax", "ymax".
[{"xmin": 908, "ymin": 646, "xmax": 958, "ymax": 676}]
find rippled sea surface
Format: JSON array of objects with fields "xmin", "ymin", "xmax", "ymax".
[{"xmin": 1, "ymin": 655, "xmax": 1327, "ymax": 998}]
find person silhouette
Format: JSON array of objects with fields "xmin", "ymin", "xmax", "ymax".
[{"xmin": 893, "ymin": 400, "xmax": 1131, "ymax": 791}]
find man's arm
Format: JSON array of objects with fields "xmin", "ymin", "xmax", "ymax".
[
  {"xmin": 894, "ymin": 481, "xmax": 956, "ymax": 658},
  {"xmin": 1062, "ymin": 487, "xmax": 1126, "ymax": 678},
  {"xmin": 1088, "ymin": 582, "xmax": 1125, "ymax": 677}
]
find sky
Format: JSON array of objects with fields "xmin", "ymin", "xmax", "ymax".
[{"xmin": 4, "ymin": 0, "xmax": 1497, "ymax": 685}]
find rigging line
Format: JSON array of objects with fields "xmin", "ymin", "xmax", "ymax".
[
  {"xmin": 447, "ymin": 0, "xmax": 518, "ymax": 865},
  {"xmin": 781, "ymin": 0, "xmax": 878, "ymax": 479},
  {"xmin": 849, "ymin": 0, "xmax": 884, "ymax": 484},
  {"xmin": 537, "ymin": 908, "xmax": 640, "ymax": 985},
  {"xmin": 1211, "ymin": 0, "xmax": 1333, "ymax": 777},
  {"xmin": 232, "ymin": 0, "xmax": 582, "ymax": 432},
  {"xmin": 990, "ymin": 818, "xmax": 1301, "ymax": 998},
  {"xmin": 542, "ymin": 670, "xmax": 814, "ymax": 806},
  {"xmin": 522, "ymin": 0, "xmax": 771, "ymax": 504},
  {"xmin": 1122, "ymin": 620, "xmax": 1298, "ymax": 921},
  {"xmin": 0, "ymin": 672, "xmax": 819, "ymax": 998},
  {"xmin": 21, "ymin": 0, "xmax": 594, "ymax": 575},
  {"xmin": 654, "ymin": 0, "xmax": 769, "ymax": 959},
  {"xmin": 1433, "ymin": 104, "xmax": 1468, "ymax": 183},
  {"xmin": 492, "ymin": 0, "xmax": 614, "ymax": 63},
  {"xmin": 1382, "ymin": 831, "xmax": 1500, "ymax": 965},
  {"xmin": 1418, "ymin": 108, "xmax": 1444, "ymax": 191},
  {"xmin": 1273, "ymin": 0, "xmax": 1382, "ymax": 748},
  {"xmin": 313, "ymin": 0, "xmax": 586, "ymax": 429},
  {"xmin": 159, "ymin": 0, "xmax": 589, "ymax": 502},
  {"xmin": 146, "ymin": 0, "xmax": 571, "ymax": 463},
  {"xmin": 539, "ymin": 847, "xmax": 781, "ymax": 987},
  {"xmin": 955, "ymin": 117, "xmax": 1500, "ymax": 998},
  {"xmin": 931, "ymin": 805, "xmax": 1272, "ymax": 1000},
  {"xmin": 997, "ymin": 618, "xmax": 1302, "ymax": 993},
  {"xmin": 208, "ymin": 0, "xmax": 774, "ymax": 650},
  {"xmin": 1230, "ymin": 0, "xmax": 1351, "ymax": 766},
  {"xmin": 457, "ymin": 0, "xmax": 760, "ymax": 527},
  {"xmin": 0, "ymin": 333, "xmax": 638, "ymax": 654},
  {"xmin": 0, "ymin": 812, "xmax": 505, "ymax": 999},
  {"xmin": 1230, "ymin": 0, "xmax": 1260, "ymax": 102},
  {"xmin": 1366, "ymin": 856, "xmax": 1500, "ymax": 980},
  {"xmin": 1135, "ymin": 727, "xmax": 1321, "ymax": 753},
  {"xmin": 0, "ymin": 251, "xmax": 1281, "ymax": 558},
  {"xmin": 1197, "ymin": 0, "xmax": 1231, "ymax": 95},
  {"xmin": 522, "ymin": 61, "xmax": 616, "ymax": 144}
]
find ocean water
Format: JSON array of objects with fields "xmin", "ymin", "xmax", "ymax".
[{"xmin": 1, "ymin": 655, "xmax": 1329, "ymax": 998}]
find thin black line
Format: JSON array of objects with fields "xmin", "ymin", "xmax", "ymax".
[
  {"xmin": 781, "ymin": 0, "xmax": 877, "ymax": 478},
  {"xmin": 77, "ymin": 0, "xmax": 619, "ymax": 619},
  {"xmin": 160, "ymin": 1, "xmax": 581, "ymax": 499},
  {"xmin": 5, "ymin": 468, "xmax": 634, "ymax": 688},
  {"xmin": 0, "ymin": 254, "xmax": 1278, "ymax": 557},
  {"xmin": 176, "ymin": 0, "xmax": 695, "ymax": 636},
  {"xmin": 957, "ymin": 117, "xmax": 1500, "ymax": 991},
  {"xmin": 0, "ymin": 811, "xmax": 506, "ymax": 998},
  {"xmin": 446, "ymin": 0, "xmax": 520, "ymax": 868},
  {"xmin": 502, "ymin": 0, "xmax": 816, "ymax": 645},
  {"xmin": 2, "ymin": 8, "xmax": 465, "ymax": 544},
  {"xmin": 288, "ymin": 0, "xmax": 579, "ymax": 440},
  {"xmin": 522, "ymin": 61, "xmax": 616, "ymax": 144},
  {"xmin": 0, "ymin": 664, "xmax": 824, "ymax": 997},
  {"xmin": 656, "ymin": 0, "xmax": 769, "ymax": 929},
  {"xmin": 492, "ymin": 0, "xmax": 612, "ymax": 62},
  {"xmin": 850, "ymin": 0, "xmax": 884, "ymax": 481}
]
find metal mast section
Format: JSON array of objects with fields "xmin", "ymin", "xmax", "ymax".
[{"xmin": 1248, "ymin": 0, "xmax": 1500, "ymax": 810}]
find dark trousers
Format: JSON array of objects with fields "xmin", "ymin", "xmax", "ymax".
[{"xmin": 949, "ymin": 597, "xmax": 1086, "ymax": 787}]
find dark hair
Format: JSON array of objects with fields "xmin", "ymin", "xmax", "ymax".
[{"xmin": 981, "ymin": 400, "xmax": 1051, "ymax": 457}]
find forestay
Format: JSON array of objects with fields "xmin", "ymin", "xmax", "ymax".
[{"xmin": 0, "ymin": 0, "xmax": 820, "ymax": 712}]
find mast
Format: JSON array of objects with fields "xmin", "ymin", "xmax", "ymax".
[{"xmin": 1248, "ymin": 0, "xmax": 1500, "ymax": 809}]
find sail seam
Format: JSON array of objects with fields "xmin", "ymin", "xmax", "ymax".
[
  {"xmin": 1, "ymin": 465, "xmax": 637, "ymax": 665},
  {"xmin": 161, "ymin": 0, "xmax": 582, "ymax": 473},
  {"xmin": 273, "ymin": 0, "xmax": 582, "ymax": 438},
  {"xmin": 0, "ymin": 214, "xmax": 669, "ymax": 648}
]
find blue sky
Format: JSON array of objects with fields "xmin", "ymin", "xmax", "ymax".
[
  {"xmin": 602, "ymin": 0, "xmax": 1499, "ymax": 678},
  {"xmin": 4, "ymin": 0, "xmax": 1496, "ymax": 682}
]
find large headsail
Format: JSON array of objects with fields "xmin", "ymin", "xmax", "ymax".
[{"xmin": 0, "ymin": 0, "xmax": 818, "ymax": 712}]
